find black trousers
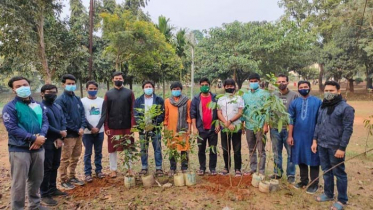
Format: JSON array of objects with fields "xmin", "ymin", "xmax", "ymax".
[
  {"xmin": 221, "ymin": 131, "xmax": 242, "ymax": 171},
  {"xmin": 40, "ymin": 142, "xmax": 61, "ymax": 197},
  {"xmin": 198, "ymin": 130, "xmax": 218, "ymax": 171},
  {"xmin": 299, "ymin": 163, "xmax": 320, "ymax": 187},
  {"xmin": 170, "ymin": 151, "xmax": 188, "ymax": 171}
]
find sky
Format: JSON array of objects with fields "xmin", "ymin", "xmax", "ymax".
[{"xmin": 61, "ymin": 0, "xmax": 284, "ymax": 30}]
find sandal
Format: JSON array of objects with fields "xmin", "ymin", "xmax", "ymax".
[
  {"xmin": 96, "ymin": 172, "xmax": 105, "ymax": 179},
  {"xmin": 139, "ymin": 169, "xmax": 148, "ymax": 175},
  {"xmin": 235, "ymin": 170, "xmax": 242, "ymax": 177},
  {"xmin": 155, "ymin": 169, "xmax": 164, "ymax": 177},
  {"xmin": 168, "ymin": 170, "xmax": 175, "ymax": 177},
  {"xmin": 210, "ymin": 170, "xmax": 217, "ymax": 176},
  {"xmin": 219, "ymin": 169, "xmax": 229, "ymax": 176},
  {"xmin": 331, "ymin": 202, "xmax": 344, "ymax": 210},
  {"xmin": 316, "ymin": 193, "xmax": 334, "ymax": 202},
  {"xmin": 243, "ymin": 171, "xmax": 254, "ymax": 176},
  {"xmin": 197, "ymin": 170, "xmax": 205, "ymax": 176},
  {"xmin": 85, "ymin": 175, "xmax": 93, "ymax": 183}
]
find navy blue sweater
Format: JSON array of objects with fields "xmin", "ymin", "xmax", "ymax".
[
  {"xmin": 42, "ymin": 100, "xmax": 67, "ymax": 143},
  {"xmin": 55, "ymin": 91, "xmax": 86, "ymax": 138}
]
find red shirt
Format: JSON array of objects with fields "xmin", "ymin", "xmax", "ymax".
[{"xmin": 201, "ymin": 94, "xmax": 213, "ymax": 130}]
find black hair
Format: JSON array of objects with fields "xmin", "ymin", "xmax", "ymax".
[
  {"xmin": 199, "ymin": 77, "xmax": 210, "ymax": 85},
  {"xmin": 249, "ymin": 73, "xmax": 260, "ymax": 80},
  {"xmin": 8, "ymin": 76, "xmax": 30, "ymax": 88},
  {"xmin": 61, "ymin": 74, "xmax": 76, "ymax": 83},
  {"xmin": 170, "ymin": 81, "xmax": 183, "ymax": 90},
  {"xmin": 324, "ymin": 81, "xmax": 340, "ymax": 90},
  {"xmin": 142, "ymin": 80, "xmax": 155, "ymax": 88},
  {"xmin": 112, "ymin": 71, "xmax": 124, "ymax": 79},
  {"xmin": 298, "ymin": 80, "xmax": 311, "ymax": 88},
  {"xmin": 277, "ymin": 74, "xmax": 289, "ymax": 82},
  {"xmin": 86, "ymin": 80, "xmax": 98, "ymax": 88},
  {"xmin": 223, "ymin": 78, "xmax": 236, "ymax": 87},
  {"xmin": 41, "ymin": 84, "xmax": 58, "ymax": 93}
]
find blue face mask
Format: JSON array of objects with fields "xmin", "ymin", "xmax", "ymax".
[
  {"xmin": 16, "ymin": 86, "xmax": 31, "ymax": 98},
  {"xmin": 144, "ymin": 88, "xmax": 153, "ymax": 96},
  {"xmin": 250, "ymin": 82, "xmax": 259, "ymax": 90},
  {"xmin": 171, "ymin": 90, "xmax": 182, "ymax": 97},
  {"xmin": 298, "ymin": 89, "xmax": 310, "ymax": 96},
  {"xmin": 65, "ymin": 84, "xmax": 76, "ymax": 92},
  {"xmin": 88, "ymin": 90, "xmax": 98, "ymax": 97}
]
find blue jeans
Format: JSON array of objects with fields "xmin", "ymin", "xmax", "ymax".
[
  {"xmin": 270, "ymin": 128, "xmax": 295, "ymax": 177},
  {"xmin": 140, "ymin": 133, "xmax": 162, "ymax": 170},
  {"xmin": 319, "ymin": 146, "xmax": 348, "ymax": 204},
  {"xmin": 82, "ymin": 133, "xmax": 104, "ymax": 175}
]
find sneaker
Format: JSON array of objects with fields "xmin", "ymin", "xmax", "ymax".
[
  {"xmin": 96, "ymin": 172, "xmax": 105, "ymax": 179},
  {"xmin": 85, "ymin": 175, "xmax": 93, "ymax": 183},
  {"xmin": 270, "ymin": 174, "xmax": 282, "ymax": 180},
  {"xmin": 69, "ymin": 177, "xmax": 85, "ymax": 186},
  {"xmin": 61, "ymin": 182, "xmax": 75, "ymax": 190},
  {"xmin": 294, "ymin": 182, "xmax": 308, "ymax": 189},
  {"xmin": 41, "ymin": 196, "xmax": 58, "ymax": 206},
  {"xmin": 37, "ymin": 206, "xmax": 50, "ymax": 210},
  {"xmin": 306, "ymin": 185, "xmax": 318, "ymax": 194},
  {"xmin": 155, "ymin": 169, "xmax": 164, "ymax": 177},
  {"xmin": 210, "ymin": 170, "xmax": 217, "ymax": 176},
  {"xmin": 139, "ymin": 169, "xmax": 148, "ymax": 175},
  {"xmin": 287, "ymin": 176, "xmax": 296, "ymax": 184},
  {"xmin": 109, "ymin": 171, "xmax": 117, "ymax": 178},
  {"xmin": 50, "ymin": 189, "xmax": 68, "ymax": 197}
]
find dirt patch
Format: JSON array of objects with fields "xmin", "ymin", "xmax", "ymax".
[
  {"xmin": 203, "ymin": 174, "xmax": 252, "ymax": 188},
  {"xmin": 68, "ymin": 177, "xmax": 122, "ymax": 200}
]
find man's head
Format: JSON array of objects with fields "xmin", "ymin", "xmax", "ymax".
[
  {"xmin": 61, "ymin": 74, "xmax": 76, "ymax": 92},
  {"xmin": 199, "ymin": 77, "xmax": 210, "ymax": 93},
  {"xmin": 142, "ymin": 80, "xmax": 155, "ymax": 96},
  {"xmin": 41, "ymin": 84, "xmax": 58, "ymax": 102},
  {"xmin": 170, "ymin": 81, "xmax": 183, "ymax": 97},
  {"xmin": 112, "ymin": 72, "xmax": 124, "ymax": 87},
  {"xmin": 298, "ymin": 81, "xmax": 311, "ymax": 97},
  {"xmin": 223, "ymin": 78, "xmax": 236, "ymax": 94},
  {"xmin": 249, "ymin": 73, "xmax": 260, "ymax": 90},
  {"xmin": 324, "ymin": 81, "xmax": 341, "ymax": 101},
  {"xmin": 277, "ymin": 74, "xmax": 289, "ymax": 91},
  {"xmin": 86, "ymin": 80, "xmax": 99, "ymax": 97},
  {"xmin": 8, "ymin": 76, "xmax": 31, "ymax": 98}
]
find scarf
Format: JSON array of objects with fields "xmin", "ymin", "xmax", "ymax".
[
  {"xmin": 321, "ymin": 94, "xmax": 343, "ymax": 115},
  {"xmin": 169, "ymin": 94, "xmax": 189, "ymax": 132}
]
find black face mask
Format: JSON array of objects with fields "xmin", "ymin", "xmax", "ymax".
[
  {"xmin": 44, "ymin": 94, "xmax": 57, "ymax": 102},
  {"xmin": 279, "ymin": 84, "xmax": 287, "ymax": 91},
  {"xmin": 114, "ymin": 80, "xmax": 123, "ymax": 87},
  {"xmin": 225, "ymin": 88, "xmax": 235, "ymax": 93}
]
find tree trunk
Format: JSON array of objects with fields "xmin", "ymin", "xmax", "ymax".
[
  {"xmin": 36, "ymin": 12, "xmax": 51, "ymax": 84},
  {"xmin": 366, "ymin": 64, "xmax": 373, "ymax": 89},
  {"xmin": 367, "ymin": 77, "xmax": 372, "ymax": 90},
  {"xmin": 318, "ymin": 63, "xmax": 324, "ymax": 92},
  {"xmin": 162, "ymin": 79, "xmax": 166, "ymax": 99},
  {"xmin": 106, "ymin": 81, "xmax": 110, "ymax": 91},
  {"xmin": 129, "ymin": 77, "xmax": 133, "ymax": 90},
  {"xmin": 79, "ymin": 79, "xmax": 84, "ymax": 98},
  {"xmin": 348, "ymin": 78, "xmax": 354, "ymax": 92}
]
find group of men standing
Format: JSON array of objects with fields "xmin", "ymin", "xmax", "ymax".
[{"xmin": 3, "ymin": 71, "xmax": 354, "ymax": 210}]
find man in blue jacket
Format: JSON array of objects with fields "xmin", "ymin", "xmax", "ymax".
[
  {"xmin": 40, "ymin": 84, "xmax": 68, "ymax": 206},
  {"xmin": 2, "ymin": 76, "xmax": 48, "ymax": 210},
  {"xmin": 191, "ymin": 77, "xmax": 220, "ymax": 176},
  {"xmin": 312, "ymin": 81, "xmax": 354, "ymax": 210},
  {"xmin": 135, "ymin": 80, "xmax": 165, "ymax": 176},
  {"xmin": 56, "ymin": 74, "xmax": 87, "ymax": 189}
]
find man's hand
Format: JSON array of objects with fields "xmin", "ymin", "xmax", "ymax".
[
  {"xmin": 262, "ymin": 125, "xmax": 269, "ymax": 134},
  {"xmin": 224, "ymin": 120, "xmax": 231, "ymax": 128},
  {"xmin": 78, "ymin": 128, "xmax": 84, "ymax": 136},
  {"xmin": 30, "ymin": 136, "xmax": 46, "ymax": 150},
  {"xmin": 287, "ymin": 136, "xmax": 294, "ymax": 146},
  {"xmin": 56, "ymin": 139, "xmax": 64, "ymax": 148},
  {"xmin": 193, "ymin": 127, "xmax": 199, "ymax": 135},
  {"xmin": 215, "ymin": 125, "xmax": 220, "ymax": 134},
  {"xmin": 91, "ymin": 127, "xmax": 99, "ymax": 134},
  {"xmin": 335, "ymin": 149, "xmax": 345, "ymax": 158},
  {"xmin": 105, "ymin": 129, "xmax": 111, "ymax": 136},
  {"xmin": 311, "ymin": 140, "xmax": 317, "ymax": 153},
  {"xmin": 187, "ymin": 127, "xmax": 191, "ymax": 135},
  {"xmin": 60, "ymin": 130, "xmax": 67, "ymax": 138},
  {"xmin": 228, "ymin": 124, "xmax": 235, "ymax": 131},
  {"xmin": 29, "ymin": 143, "xmax": 41, "ymax": 150}
]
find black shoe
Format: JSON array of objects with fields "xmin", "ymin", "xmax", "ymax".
[
  {"xmin": 70, "ymin": 177, "xmax": 85, "ymax": 186},
  {"xmin": 37, "ymin": 206, "xmax": 50, "ymax": 210},
  {"xmin": 270, "ymin": 174, "xmax": 282, "ymax": 180},
  {"xmin": 294, "ymin": 182, "xmax": 308, "ymax": 189},
  {"xmin": 306, "ymin": 185, "xmax": 318, "ymax": 194},
  {"xmin": 50, "ymin": 189, "xmax": 68, "ymax": 197},
  {"xmin": 287, "ymin": 176, "xmax": 296, "ymax": 184},
  {"xmin": 61, "ymin": 182, "xmax": 75, "ymax": 190},
  {"xmin": 41, "ymin": 196, "xmax": 58, "ymax": 206}
]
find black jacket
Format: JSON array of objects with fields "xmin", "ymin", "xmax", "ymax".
[
  {"xmin": 42, "ymin": 100, "xmax": 66, "ymax": 143},
  {"xmin": 190, "ymin": 92, "xmax": 218, "ymax": 133}
]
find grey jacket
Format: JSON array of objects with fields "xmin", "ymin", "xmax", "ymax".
[{"xmin": 313, "ymin": 100, "xmax": 355, "ymax": 151}]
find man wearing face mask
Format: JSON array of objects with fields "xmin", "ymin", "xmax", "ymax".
[
  {"xmin": 56, "ymin": 74, "xmax": 87, "ymax": 189},
  {"xmin": 312, "ymin": 81, "xmax": 354, "ymax": 210},
  {"xmin": 40, "ymin": 84, "xmax": 68, "ymax": 206},
  {"xmin": 164, "ymin": 81, "xmax": 192, "ymax": 176},
  {"xmin": 287, "ymin": 81, "xmax": 321, "ymax": 194},
  {"xmin": 269, "ymin": 74, "xmax": 298, "ymax": 183},
  {"xmin": 242, "ymin": 73, "xmax": 270, "ymax": 176},
  {"xmin": 2, "ymin": 76, "xmax": 49, "ymax": 209},
  {"xmin": 100, "ymin": 72, "xmax": 136, "ymax": 178},
  {"xmin": 135, "ymin": 80, "xmax": 165, "ymax": 177},
  {"xmin": 81, "ymin": 81, "xmax": 105, "ymax": 182}
]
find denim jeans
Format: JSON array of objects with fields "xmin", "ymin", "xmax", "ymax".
[
  {"xmin": 319, "ymin": 146, "xmax": 348, "ymax": 204},
  {"xmin": 40, "ymin": 143, "xmax": 61, "ymax": 197},
  {"xmin": 270, "ymin": 128, "xmax": 295, "ymax": 177},
  {"xmin": 140, "ymin": 133, "xmax": 162, "ymax": 170},
  {"xmin": 82, "ymin": 133, "xmax": 104, "ymax": 175}
]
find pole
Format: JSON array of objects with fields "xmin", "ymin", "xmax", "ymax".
[
  {"xmin": 190, "ymin": 45, "xmax": 194, "ymax": 99},
  {"xmin": 88, "ymin": 0, "xmax": 94, "ymax": 80}
]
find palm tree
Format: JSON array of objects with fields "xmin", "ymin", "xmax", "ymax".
[{"xmin": 155, "ymin": 16, "xmax": 174, "ymax": 43}]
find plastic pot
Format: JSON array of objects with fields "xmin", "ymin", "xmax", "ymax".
[
  {"xmin": 184, "ymin": 172, "xmax": 196, "ymax": 186},
  {"xmin": 269, "ymin": 179, "xmax": 279, "ymax": 192},
  {"xmin": 258, "ymin": 181, "xmax": 270, "ymax": 193},
  {"xmin": 141, "ymin": 174, "xmax": 155, "ymax": 188},
  {"xmin": 251, "ymin": 173, "xmax": 265, "ymax": 188},
  {"xmin": 124, "ymin": 176, "xmax": 136, "ymax": 189},
  {"xmin": 174, "ymin": 173, "xmax": 185, "ymax": 187}
]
